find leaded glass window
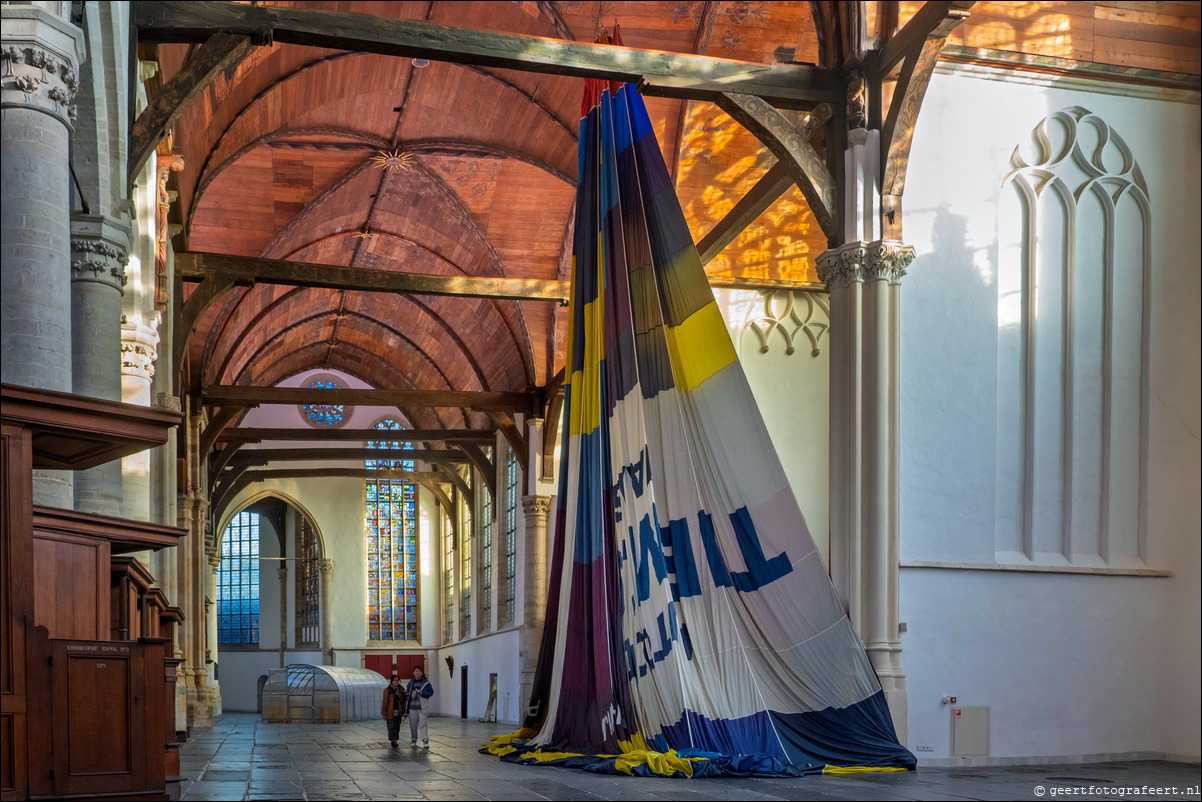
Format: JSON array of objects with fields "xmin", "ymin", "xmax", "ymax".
[
  {"xmin": 218, "ymin": 511, "xmax": 260, "ymax": 644},
  {"xmin": 460, "ymin": 484, "xmax": 472, "ymax": 639},
  {"xmin": 300, "ymin": 374, "xmax": 348, "ymax": 428},
  {"xmin": 444, "ymin": 510, "xmax": 455, "ymax": 642},
  {"xmin": 296, "ymin": 515, "xmax": 320, "ymax": 648},
  {"xmin": 503, "ymin": 447, "xmax": 517, "ymax": 624},
  {"xmin": 366, "ymin": 418, "xmax": 418, "ymax": 641},
  {"xmin": 480, "ymin": 468, "xmax": 492, "ymax": 633}
]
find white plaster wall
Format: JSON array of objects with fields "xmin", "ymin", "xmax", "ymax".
[
  {"xmin": 431, "ymin": 629, "xmax": 523, "ymax": 723},
  {"xmin": 900, "ymin": 69, "xmax": 1201, "ymax": 761},
  {"xmin": 714, "ymin": 288, "xmax": 831, "ymax": 562}
]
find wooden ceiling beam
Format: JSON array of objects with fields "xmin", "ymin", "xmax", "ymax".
[
  {"xmin": 217, "ymin": 427, "xmax": 493, "ymax": 443},
  {"xmin": 175, "ymin": 251, "xmax": 569, "ymax": 305},
  {"xmin": 696, "ymin": 160, "xmax": 792, "ymax": 266},
  {"xmin": 878, "ymin": 1, "xmax": 974, "ymax": 75},
  {"xmin": 201, "ymin": 386, "xmax": 533, "ymax": 413},
  {"xmin": 128, "ymin": 32, "xmax": 253, "ymax": 181},
  {"xmin": 224, "ymin": 447, "xmax": 467, "ymax": 465},
  {"xmin": 132, "ymin": 0, "xmax": 841, "ymax": 109},
  {"xmin": 716, "ymin": 93, "xmax": 839, "ymax": 242},
  {"xmin": 231, "ymin": 467, "xmax": 456, "ymax": 483},
  {"xmin": 459, "ymin": 444, "xmax": 496, "ymax": 499},
  {"xmin": 211, "ymin": 468, "xmax": 456, "ymax": 518},
  {"xmin": 879, "ymin": 2, "xmax": 972, "ymax": 235}
]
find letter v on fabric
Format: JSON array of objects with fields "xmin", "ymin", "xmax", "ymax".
[{"xmin": 494, "ymin": 84, "xmax": 915, "ymax": 778}]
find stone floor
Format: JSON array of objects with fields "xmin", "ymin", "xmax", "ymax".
[{"xmin": 178, "ymin": 713, "xmax": 1200, "ymax": 801}]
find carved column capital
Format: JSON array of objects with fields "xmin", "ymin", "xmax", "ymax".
[
  {"xmin": 70, "ymin": 237, "xmax": 129, "ymax": 291},
  {"xmin": 121, "ymin": 341, "xmax": 157, "ymax": 381},
  {"xmin": 153, "ymin": 392, "xmax": 182, "ymax": 412},
  {"xmin": 70, "ymin": 214, "xmax": 132, "ymax": 291},
  {"xmin": 521, "ymin": 494, "xmax": 553, "ymax": 519},
  {"xmin": 319, "ymin": 558, "xmax": 334, "ymax": 576},
  {"xmin": 863, "ymin": 241, "xmax": 915, "ymax": 284},
  {"xmin": 816, "ymin": 242, "xmax": 868, "ymax": 289},
  {"xmin": 0, "ymin": 45, "xmax": 80, "ymax": 124},
  {"xmin": 816, "ymin": 240, "xmax": 915, "ymax": 289}
]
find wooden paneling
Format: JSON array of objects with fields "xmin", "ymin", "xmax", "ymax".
[
  {"xmin": 1, "ymin": 425, "xmax": 32, "ymax": 802},
  {"xmin": 32, "ymin": 531, "xmax": 109, "ymax": 641},
  {"xmin": 44, "ymin": 639, "xmax": 167, "ymax": 799}
]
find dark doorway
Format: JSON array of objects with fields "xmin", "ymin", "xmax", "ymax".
[{"xmin": 460, "ymin": 665, "xmax": 468, "ymax": 718}]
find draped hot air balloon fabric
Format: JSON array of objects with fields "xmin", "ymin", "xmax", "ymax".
[{"xmin": 488, "ymin": 85, "xmax": 915, "ymax": 778}]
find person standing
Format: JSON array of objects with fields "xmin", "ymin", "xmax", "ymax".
[
  {"xmin": 381, "ymin": 675, "xmax": 408, "ymax": 747},
  {"xmin": 406, "ymin": 665, "xmax": 434, "ymax": 748}
]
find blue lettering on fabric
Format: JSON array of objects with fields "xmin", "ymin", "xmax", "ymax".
[
  {"xmin": 625, "ymin": 608, "xmax": 680, "ymax": 680},
  {"xmin": 666, "ymin": 509, "xmax": 793, "ymax": 596}
]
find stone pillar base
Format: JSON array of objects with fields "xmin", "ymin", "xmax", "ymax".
[{"xmin": 186, "ymin": 682, "xmax": 221, "ymax": 730}]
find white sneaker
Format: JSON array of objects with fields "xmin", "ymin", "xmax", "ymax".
[
  {"xmin": 421, "ymin": 741, "xmax": 429, "ymax": 749},
  {"xmin": 410, "ymin": 741, "xmax": 416, "ymax": 746}
]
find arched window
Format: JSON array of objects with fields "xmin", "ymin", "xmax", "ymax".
[
  {"xmin": 480, "ymin": 455, "xmax": 493, "ymax": 633},
  {"xmin": 503, "ymin": 446, "xmax": 518, "ymax": 624},
  {"xmin": 365, "ymin": 418, "xmax": 419, "ymax": 641},
  {"xmin": 295, "ymin": 514, "xmax": 320, "ymax": 648},
  {"xmin": 218, "ymin": 511, "xmax": 260, "ymax": 644},
  {"xmin": 460, "ymin": 482, "xmax": 472, "ymax": 639},
  {"xmin": 444, "ymin": 509, "xmax": 454, "ymax": 642},
  {"xmin": 300, "ymin": 374, "xmax": 349, "ymax": 428}
]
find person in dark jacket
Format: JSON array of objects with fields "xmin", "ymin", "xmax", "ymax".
[
  {"xmin": 405, "ymin": 666, "xmax": 434, "ymax": 748},
  {"xmin": 380, "ymin": 675, "xmax": 408, "ymax": 747}
]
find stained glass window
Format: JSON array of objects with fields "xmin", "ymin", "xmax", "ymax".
[
  {"xmin": 503, "ymin": 447, "xmax": 517, "ymax": 624},
  {"xmin": 444, "ymin": 510, "xmax": 455, "ymax": 642},
  {"xmin": 480, "ymin": 461, "xmax": 492, "ymax": 633},
  {"xmin": 296, "ymin": 515, "xmax": 320, "ymax": 648},
  {"xmin": 460, "ymin": 483, "xmax": 472, "ymax": 640},
  {"xmin": 365, "ymin": 418, "xmax": 419, "ymax": 642},
  {"xmin": 217, "ymin": 511, "xmax": 259, "ymax": 644},
  {"xmin": 300, "ymin": 375, "xmax": 347, "ymax": 428}
]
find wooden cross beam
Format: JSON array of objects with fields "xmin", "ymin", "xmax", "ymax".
[
  {"xmin": 216, "ymin": 427, "xmax": 494, "ymax": 443},
  {"xmin": 131, "ymin": 0, "xmax": 841, "ymax": 110},
  {"xmin": 716, "ymin": 94, "xmax": 839, "ymax": 243},
  {"xmin": 201, "ymin": 386, "xmax": 534, "ymax": 414},
  {"xmin": 696, "ymin": 161, "xmax": 794, "ymax": 265},
  {"xmin": 878, "ymin": 2, "xmax": 973, "ymax": 239},
  {"xmin": 221, "ymin": 448, "xmax": 468, "ymax": 466},
  {"xmin": 212, "ymin": 467, "xmax": 457, "ymax": 520},
  {"xmin": 129, "ymin": 32, "xmax": 253, "ymax": 181},
  {"xmin": 175, "ymin": 251, "xmax": 570, "ymax": 304}
]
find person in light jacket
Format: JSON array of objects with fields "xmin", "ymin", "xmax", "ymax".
[
  {"xmin": 405, "ymin": 665, "xmax": 434, "ymax": 748},
  {"xmin": 380, "ymin": 675, "xmax": 408, "ymax": 747}
]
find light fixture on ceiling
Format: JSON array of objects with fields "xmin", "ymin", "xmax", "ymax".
[
  {"xmin": 352, "ymin": 228, "xmax": 376, "ymax": 239},
  {"xmin": 370, "ymin": 149, "xmax": 415, "ymax": 171},
  {"xmin": 411, "ymin": 57, "xmax": 429, "ymax": 68}
]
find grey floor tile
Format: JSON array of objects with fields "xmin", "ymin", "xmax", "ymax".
[{"xmin": 179, "ymin": 713, "xmax": 1202, "ymax": 802}]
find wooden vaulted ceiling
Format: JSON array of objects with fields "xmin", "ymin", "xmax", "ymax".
[
  {"xmin": 154, "ymin": 0, "xmax": 1202, "ymax": 434},
  {"xmin": 156, "ymin": 0, "xmax": 833, "ymax": 426}
]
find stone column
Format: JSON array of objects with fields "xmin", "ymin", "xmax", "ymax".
[
  {"xmin": 816, "ymin": 239, "xmax": 914, "ymax": 741},
  {"xmin": 278, "ymin": 566, "xmax": 288, "ymax": 667},
  {"xmin": 120, "ymin": 330, "xmax": 158, "ymax": 520},
  {"xmin": 519, "ymin": 494, "xmax": 551, "ymax": 718},
  {"xmin": 205, "ymin": 545, "xmax": 222, "ymax": 716},
  {"xmin": 70, "ymin": 215, "xmax": 129, "ymax": 515},
  {"xmin": 2, "ymin": 5, "xmax": 85, "ymax": 508},
  {"xmin": 319, "ymin": 558, "xmax": 334, "ymax": 664}
]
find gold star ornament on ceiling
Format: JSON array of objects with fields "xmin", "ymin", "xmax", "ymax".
[{"xmin": 371, "ymin": 149, "xmax": 415, "ymax": 171}]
